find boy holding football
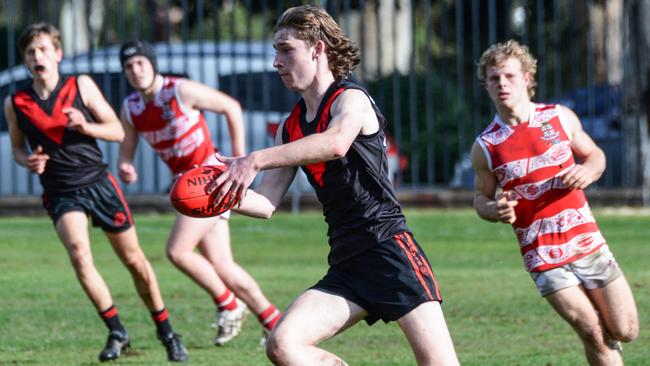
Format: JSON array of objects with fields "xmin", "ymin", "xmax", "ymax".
[
  {"xmin": 4, "ymin": 23, "xmax": 187, "ymax": 362},
  {"xmin": 471, "ymin": 40, "xmax": 638, "ymax": 365},
  {"xmin": 117, "ymin": 41, "xmax": 281, "ymax": 346},
  {"xmin": 210, "ymin": 5, "xmax": 459, "ymax": 366}
]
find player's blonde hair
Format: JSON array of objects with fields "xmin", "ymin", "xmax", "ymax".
[
  {"xmin": 477, "ymin": 40, "xmax": 538, "ymax": 98},
  {"xmin": 274, "ymin": 5, "xmax": 360, "ymax": 80}
]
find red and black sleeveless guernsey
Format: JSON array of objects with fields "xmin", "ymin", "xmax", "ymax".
[
  {"xmin": 12, "ymin": 76, "xmax": 107, "ymax": 193},
  {"xmin": 123, "ymin": 76, "xmax": 216, "ymax": 174},
  {"xmin": 282, "ymin": 80, "xmax": 409, "ymax": 265},
  {"xmin": 476, "ymin": 103, "xmax": 605, "ymax": 272}
]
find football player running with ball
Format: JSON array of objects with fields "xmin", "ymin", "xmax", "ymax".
[
  {"xmin": 471, "ymin": 40, "xmax": 638, "ymax": 365},
  {"xmin": 210, "ymin": 6, "xmax": 459, "ymax": 366},
  {"xmin": 4, "ymin": 23, "xmax": 187, "ymax": 362},
  {"xmin": 117, "ymin": 41, "xmax": 281, "ymax": 347}
]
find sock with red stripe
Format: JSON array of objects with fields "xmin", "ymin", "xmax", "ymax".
[
  {"xmin": 214, "ymin": 288, "xmax": 238, "ymax": 312},
  {"xmin": 151, "ymin": 308, "xmax": 173, "ymax": 337},
  {"xmin": 99, "ymin": 305, "xmax": 126, "ymax": 333},
  {"xmin": 258, "ymin": 305, "xmax": 281, "ymax": 331}
]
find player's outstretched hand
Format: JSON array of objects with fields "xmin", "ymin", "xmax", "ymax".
[
  {"xmin": 27, "ymin": 145, "xmax": 50, "ymax": 175},
  {"xmin": 559, "ymin": 164, "xmax": 593, "ymax": 190},
  {"xmin": 208, "ymin": 153, "xmax": 257, "ymax": 207},
  {"xmin": 495, "ymin": 190, "xmax": 518, "ymax": 224}
]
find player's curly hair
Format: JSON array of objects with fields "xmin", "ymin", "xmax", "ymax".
[
  {"xmin": 477, "ymin": 40, "xmax": 538, "ymax": 98},
  {"xmin": 18, "ymin": 22, "xmax": 62, "ymax": 58},
  {"xmin": 274, "ymin": 5, "xmax": 360, "ymax": 80}
]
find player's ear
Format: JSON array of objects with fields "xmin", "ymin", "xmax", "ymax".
[{"xmin": 313, "ymin": 40, "xmax": 325, "ymax": 58}]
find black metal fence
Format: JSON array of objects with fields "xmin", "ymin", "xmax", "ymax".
[{"xmin": 0, "ymin": 0, "xmax": 648, "ymax": 197}]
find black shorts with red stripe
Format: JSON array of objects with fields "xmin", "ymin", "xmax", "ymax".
[
  {"xmin": 311, "ymin": 231, "xmax": 442, "ymax": 325},
  {"xmin": 42, "ymin": 172, "xmax": 133, "ymax": 233}
]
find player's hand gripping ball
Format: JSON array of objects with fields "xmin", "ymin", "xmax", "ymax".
[{"xmin": 170, "ymin": 165, "xmax": 239, "ymax": 218}]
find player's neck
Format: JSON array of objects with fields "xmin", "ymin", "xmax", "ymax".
[
  {"xmin": 31, "ymin": 73, "xmax": 60, "ymax": 100},
  {"xmin": 496, "ymin": 100, "xmax": 531, "ymax": 126},
  {"xmin": 138, "ymin": 74, "xmax": 164, "ymax": 102},
  {"xmin": 302, "ymin": 72, "xmax": 336, "ymax": 119}
]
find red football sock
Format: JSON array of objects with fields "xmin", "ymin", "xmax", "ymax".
[
  {"xmin": 214, "ymin": 288, "xmax": 237, "ymax": 312},
  {"xmin": 258, "ymin": 305, "xmax": 281, "ymax": 330}
]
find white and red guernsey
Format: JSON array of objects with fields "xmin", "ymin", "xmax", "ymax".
[
  {"xmin": 476, "ymin": 103, "xmax": 605, "ymax": 272},
  {"xmin": 124, "ymin": 76, "xmax": 216, "ymax": 174}
]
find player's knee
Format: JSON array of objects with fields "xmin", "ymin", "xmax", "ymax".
[
  {"xmin": 265, "ymin": 334, "xmax": 281, "ymax": 364},
  {"xmin": 67, "ymin": 246, "xmax": 94, "ymax": 270},
  {"xmin": 166, "ymin": 245, "xmax": 185, "ymax": 266},
  {"xmin": 610, "ymin": 319, "xmax": 639, "ymax": 343},
  {"xmin": 123, "ymin": 253, "xmax": 148, "ymax": 274},
  {"xmin": 572, "ymin": 318, "xmax": 604, "ymax": 345},
  {"xmin": 265, "ymin": 332, "xmax": 292, "ymax": 365}
]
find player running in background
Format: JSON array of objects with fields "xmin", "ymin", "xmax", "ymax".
[
  {"xmin": 117, "ymin": 41, "xmax": 281, "ymax": 346},
  {"xmin": 209, "ymin": 6, "xmax": 459, "ymax": 366},
  {"xmin": 3, "ymin": 23, "xmax": 187, "ymax": 362},
  {"xmin": 471, "ymin": 40, "xmax": 638, "ymax": 366}
]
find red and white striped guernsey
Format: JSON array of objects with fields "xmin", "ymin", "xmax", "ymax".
[
  {"xmin": 123, "ymin": 76, "xmax": 216, "ymax": 174},
  {"xmin": 476, "ymin": 103, "xmax": 605, "ymax": 272}
]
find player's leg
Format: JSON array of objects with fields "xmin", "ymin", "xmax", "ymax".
[
  {"xmin": 54, "ymin": 210, "xmax": 131, "ymax": 361},
  {"xmin": 55, "ymin": 210, "xmax": 114, "ymax": 310},
  {"xmin": 167, "ymin": 213, "xmax": 229, "ymax": 296},
  {"xmin": 586, "ymin": 275, "xmax": 638, "ymax": 343},
  {"xmin": 396, "ymin": 301, "xmax": 459, "ymax": 366},
  {"xmin": 95, "ymin": 174, "xmax": 187, "ymax": 362},
  {"xmin": 168, "ymin": 213, "xmax": 247, "ymax": 345},
  {"xmin": 574, "ymin": 247, "xmax": 639, "ymax": 344},
  {"xmin": 265, "ymin": 289, "xmax": 366, "ymax": 366},
  {"xmin": 199, "ymin": 216, "xmax": 271, "ymax": 313},
  {"xmin": 198, "ymin": 215, "xmax": 281, "ymax": 339},
  {"xmin": 545, "ymin": 285, "xmax": 623, "ymax": 366},
  {"xmin": 105, "ymin": 227, "xmax": 164, "ymax": 310},
  {"xmin": 105, "ymin": 226, "xmax": 188, "ymax": 362}
]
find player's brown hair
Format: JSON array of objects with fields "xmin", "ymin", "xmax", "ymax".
[
  {"xmin": 18, "ymin": 22, "xmax": 62, "ymax": 58},
  {"xmin": 478, "ymin": 40, "xmax": 538, "ymax": 98},
  {"xmin": 274, "ymin": 5, "xmax": 360, "ymax": 80}
]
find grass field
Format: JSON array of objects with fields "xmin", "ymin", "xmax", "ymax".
[{"xmin": 0, "ymin": 209, "xmax": 648, "ymax": 365}]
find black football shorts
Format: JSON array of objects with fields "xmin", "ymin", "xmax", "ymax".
[
  {"xmin": 312, "ymin": 231, "xmax": 442, "ymax": 325},
  {"xmin": 42, "ymin": 172, "xmax": 133, "ymax": 233}
]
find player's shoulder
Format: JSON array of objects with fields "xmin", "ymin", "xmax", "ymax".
[
  {"xmin": 477, "ymin": 119, "xmax": 501, "ymax": 137},
  {"xmin": 174, "ymin": 77, "xmax": 211, "ymax": 98},
  {"xmin": 75, "ymin": 74, "xmax": 97, "ymax": 87},
  {"xmin": 334, "ymin": 87, "xmax": 372, "ymax": 112},
  {"xmin": 75, "ymin": 74, "xmax": 103, "ymax": 99}
]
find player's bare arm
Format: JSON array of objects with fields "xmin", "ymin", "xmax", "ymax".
[
  {"xmin": 234, "ymin": 165, "xmax": 298, "ymax": 219},
  {"xmin": 213, "ymin": 89, "xmax": 375, "ymax": 203},
  {"xmin": 558, "ymin": 105, "xmax": 606, "ymax": 190},
  {"xmin": 229, "ymin": 115, "xmax": 299, "ymax": 218},
  {"xmin": 177, "ymin": 79, "xmax": 246, "ymax": 157},
  {"xmin": 471, "ymin": 141, "xmax": 518, "ymax": 224},
  {"xmin": 73, "ymin": 74, "xmax": 125, "ymax": 142},
  {"xmin": 117, "ymin": 105, "xmax": 140, "ymax": 184},
  {"xmin": 4, "ymin": 96, "xmax": 50, "ymax": 174}
]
